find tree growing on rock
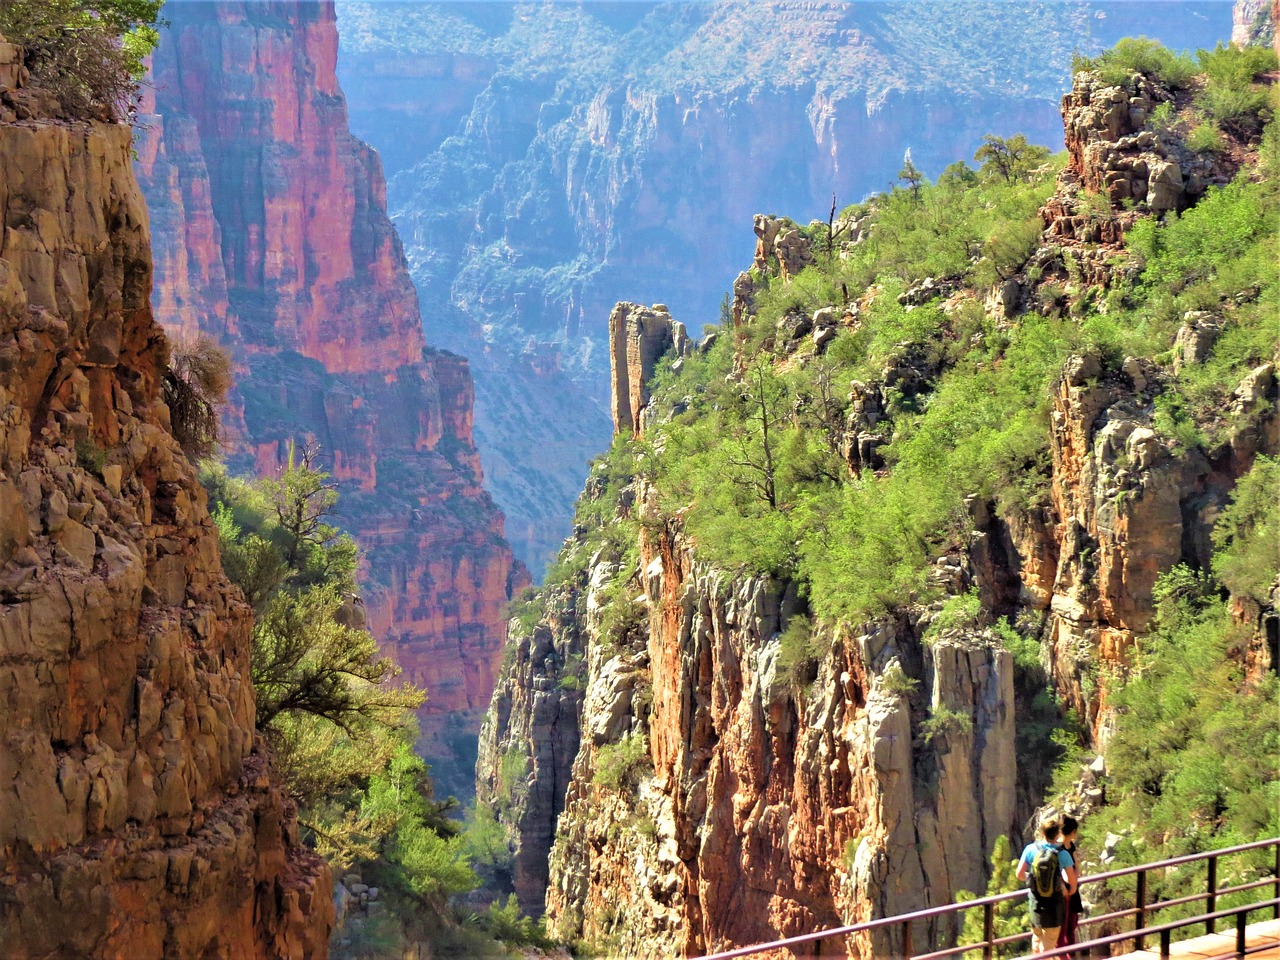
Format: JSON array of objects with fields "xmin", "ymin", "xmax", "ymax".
[{"xmin": 974, "ymin": 134, "xmax": 1051, "ymax": 183}]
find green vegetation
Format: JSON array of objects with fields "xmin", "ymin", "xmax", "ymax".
[
  {"xmin": 776, "ymin": 615, "xmax": 825, "ymax": 690},
  {"xmin": 923, "ymin": 589, "xmax": 982, "ymax": 642},
  {"xmin": 1078, "ymin": 564, "xmax": 1280, "ymax": 923},
  {"xmin": 0, "ymin": 0, "xmax": 163, "ymax": 119},
  {"xmin": 956, "ymin": 836, "xmax": 1026, "ymax": 958},
  {"xmin": 1072, "ymin": 37, "xmax": 1197, "ymax": 88},
  {"xmin": 206, "ymin": 447, "xmax": 551, "ymax": 956},
  {"xmin": 1211, "ymin": 457, "xmax": 1280, "ymax": 605},
  {"xmin": 507, "ymin": 38, "xmax": 1278, "ymax": 950},
  {"xmin": 594, "ymin": 733, "xmax": 651, "ymax": 791},
  {"xmin": 920, "ymin": 703, "xmax": 973, "ymax": 746}
]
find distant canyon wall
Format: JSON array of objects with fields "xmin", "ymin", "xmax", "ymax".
[{"xmin": 136, "ymin": 0, "xmax": 523, "ymax": 792}]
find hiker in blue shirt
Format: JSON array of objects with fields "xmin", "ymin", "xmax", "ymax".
[{"xmin": 1016, "ymin": 816, "xmax": 1078, "ymax": 956}]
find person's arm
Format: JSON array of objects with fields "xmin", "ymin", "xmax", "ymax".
[
  {"xmin": 1016, "ymin": 852, "xmax": 1029, "ymax": 882},
  {"xmin": 1063, "ymin": 864, "xmax": 1078, "ymax": 896}
]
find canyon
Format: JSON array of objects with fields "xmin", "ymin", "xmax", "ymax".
[
  {"xmin": 474, "ymin": 31, "xmax": 1279, "ymax": 959},
  {"xmin": 337, "ymin": 0, "xmax": 1234, "ymax": 577},
  {"xmin": 0, "ymin": 37, "xmax": 331, "ymax": 957},
  {"xmin": 134, "ymin": 0, "xmax": 523, "ymax": 795}
]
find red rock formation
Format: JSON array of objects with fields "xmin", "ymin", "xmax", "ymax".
[
  {"xmin": 134, "ymin": 1, "xmax": 524, "ymax": 779},
  {"xmin": 0, "ymin": 39, "xmax": 331, "ymax": 957}
]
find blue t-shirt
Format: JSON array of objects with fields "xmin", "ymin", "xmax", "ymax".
[{"xmin": 1020, "ymin": 841, "xmax": 1073, "ymax": 873}]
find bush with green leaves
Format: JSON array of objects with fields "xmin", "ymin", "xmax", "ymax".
[
  {"xmin": 956, "ymin": 836, "xmax": 1029, "ymax": 959},
  {"xmin": 1211, "ymin": 457, "xmax": 1280, "ymax": 606},
  {"xmin": 594, "ymin": 733, "xmax": 651, "ymax": 791},
  {"xmin": 0, "ymin": 0, "xmax": 162, "ymax": 119},
  {"xmin": 1194, "ymin": 42, "xmax": 1279, "ymax": 128},
  {"xmin": 1071, "ymin": 37, "xmax": 1197, "ymax": 89},
  {"xmin": 775, "ymin": 615, "xmax": 825, "ymax": 689},
  {"xmin": 1079, "ymin": 565, "xmax": 1279, "ymax": 919}
]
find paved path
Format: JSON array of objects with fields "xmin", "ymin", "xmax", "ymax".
[{"xmin": 1116, "ymin": 917, "xmax": 1280, "ymax": 960}]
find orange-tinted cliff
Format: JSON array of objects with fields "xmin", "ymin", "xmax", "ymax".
[
  {"xmin": 134, "ymin": 1, "xmax": 525, "ymax": 787},
  {"xmin": 0, "ymin": 38, "xmax": 331, "ymax": 957}
]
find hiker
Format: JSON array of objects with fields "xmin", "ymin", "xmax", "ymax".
[
  {"xmin": 1057, "ymin": 816, "xmax": 1083, "ymax": 956},
  {"xmin": 1016, "ymin": 816, "xmax": 1077, "ymax": 956}
]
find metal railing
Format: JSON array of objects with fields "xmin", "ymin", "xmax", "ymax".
[{"xmin": 692, "ymin": 836, "xmax": 1280, "ymax": 960}]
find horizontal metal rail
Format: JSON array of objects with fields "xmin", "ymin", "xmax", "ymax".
[
  {"xmin": 691, "ymin": 836, "xmax": 1280, "ymax": 960},
  {"xmin": 1018, "ymin": 896, "xmax": 1280, "ymax": 960}
]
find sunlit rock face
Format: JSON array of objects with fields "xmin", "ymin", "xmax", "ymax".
[
  {"xmin": 0, "ymin": 39, "xmax": 332, "ymax": 958},
  {"xmin": 136, "ymin": 1, "xmax": 524, "ymax": 793}
]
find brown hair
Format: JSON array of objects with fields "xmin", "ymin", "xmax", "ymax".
[{"xmin": 1040, "ymin": 817, "xmax": 1061, "ymax": 841}]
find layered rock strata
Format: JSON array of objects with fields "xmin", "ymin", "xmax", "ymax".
[
  {"xmin": 134, "ymin": 0, "xmax": 523, "ymax": 787},
  {"xmin": 0, "ymin": 43, "xmax": 331, "ymax": 958},
  {"xmin": 1018, "ymin": 71, "xmax": 1280, "ymax": 729}
]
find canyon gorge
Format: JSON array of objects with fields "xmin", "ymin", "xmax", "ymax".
[
  {"xmin": 0, "ymin": 0, "xmax": 1275, "ymax": 957},
  {"xmin": 134, "ymin": 0, "xmax": 524, "ymax": 795},
  {"xmin": 474, "ymin": 10, "xmax": 1280, "ymax": 956}
]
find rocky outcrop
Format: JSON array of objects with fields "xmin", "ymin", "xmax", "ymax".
[
  {"xmin": 485, "ymin": 512, "xmax": 1016, "ymax": 957},
  {"xmin": 1022, "ymin": 70, "xmax": 1280, "ymax": 730},
  {"xmin": 479, "ymin": 56, "xmax": 1277, "ymax": 955},
  {"xmin": 475, "ymin": 580, "xmax": 587, "ymax": 917},
  {"xmin": 609, "ymin": 303, "xmax": 692, "ymax": 437},
  {"xmin": 0, "ymin": 45, "xmax": 330, "ymax": 958},
  {"xmin": 134, "ymin": 0, "xmax": 523, "ymax": 790}
]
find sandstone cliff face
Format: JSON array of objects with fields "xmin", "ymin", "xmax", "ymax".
[
  {"xmin": 608, "ymin": 302, "xmax": 691, "ymax": 437},
  {"xmin": 542, "ymin": 534, "xmax": 1015, "ymax": 959},
  {"xmin": 1007, "ymin": 71, "xmax": 1280, "ymax": 733},
  {"xmin": 0, "ymin": 43, "xmax": 331, "ymax": 958},
  {"xmin": 1232, "ymin": 0, "xmax": 1279, "ymax": 53},
  {"xmin": 134, "ymin": 0, "xmax": 523, "ymax": 791}
]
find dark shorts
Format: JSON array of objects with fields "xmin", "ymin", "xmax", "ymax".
[{"xmin": 1030, "ymin": 897, "xmax": 1064, "ymax": 929}]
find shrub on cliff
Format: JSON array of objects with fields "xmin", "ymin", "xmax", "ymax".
[
  {"xmin": 1080, "ymin": 565, "xmax": 1280, "ymax": 910},
  {"xmin": 1071, "ymin": 37, "xmax": 1196, "ymax": 88},
  {"xmin": 0, "ymin": 0, "xmax": 162, "ymax": 120},
  {"xmin": 164, "ymin": 336, "xmax": 231, "ymax": 461}
]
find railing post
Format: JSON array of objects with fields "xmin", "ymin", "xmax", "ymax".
[
  {"xmin": 1274, "ymin": 840, "xmax": 1280, "ymax": 921},
  {"xmin": 1207, "ymin": 855, "xmax": 1218, "ymax": 934},
  {"xmin": 1160, "ymin": 927, "xmax": 1171, "ymax": 959},
  {"xmin": 983, "ymin": 901, "xmax": 995, "ymax": 960},
  {"xmin": 1135, "ymin": 869, "xmax": 1148, "ymax": 951},
  {"xmin": 902, "ymin": 918, "xmax": 913, "ymax": 960},
  {"xmin": 1236, "ymin": 908, "xmax": 1247, "ymax": 957}
]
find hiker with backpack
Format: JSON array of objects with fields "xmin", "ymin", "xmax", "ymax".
[{"xmin": 1016, "ymin": 816, "xmax": 1078, "ymax": 956}]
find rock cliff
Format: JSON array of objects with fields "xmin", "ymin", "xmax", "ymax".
[
  {"xmin": 134, "ymin": 0, "xmax": 524, "ymax": 792},
  {"xmin": 0, "ymin": 40, "xmax": 331, "ymax": 958},
  {"xmin": 1232, "ymin": 0, "xmax": 1279, "ymax": 53},
  {"xmin": 476, "ymin": 58, "xmax": 1278, "ymax": 958},
  {"xmin": 337, "ymin": 0, "xmax": 1233, "ymax": 576}
]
